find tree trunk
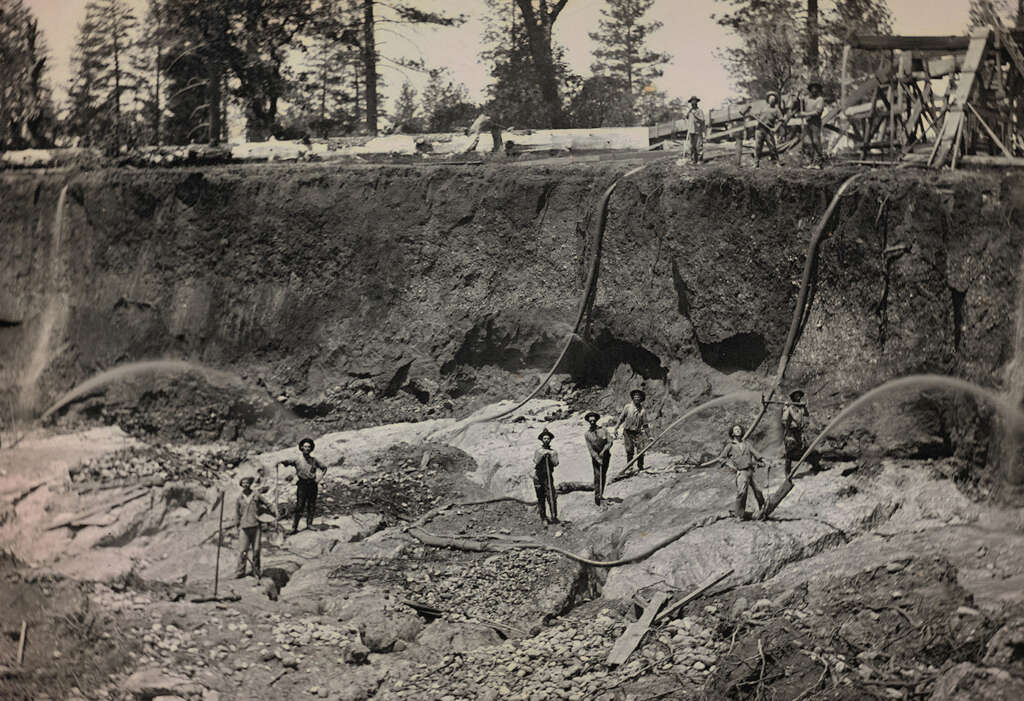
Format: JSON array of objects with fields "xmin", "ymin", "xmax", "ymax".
[
  {"xmin": 806, "ymin": 0, "xmax": 819, "ymax": 72},
  {"xmin": 363, "ymin": 0, "xmax": 378, "ymax": 135},
  {"xmin": 207, "ymin": 59, "xmax": 222, "ymax": 145},
  {"xmin": 515, "ymin": 0, "xmax": 565, "ymax": 128},
  {"xmin": 1019, "ymin": 0, "xmax": 1024, "ymax": 27}
]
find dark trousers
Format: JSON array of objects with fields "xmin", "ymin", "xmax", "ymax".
[
  {"xmin": 623, "ymin": 430, "xmax": 645, "ymax": 471},
  {"xmin": 755, "ymin": 128, "xmax": 778, "ymax": 164},
  {"xmin": 804, "ymin": 119, "xmax": 824, "ymax": 162},
  {"xmin": 533, "ymin": 461, "xmax": 557, "ymax": 522},
  {"xmin": 592, "ymin": 453, "xmax": 610, "ymax": 504},
  {"xmin": 293, "ymin": 478, "xmax": 318, "ymax": 531}
]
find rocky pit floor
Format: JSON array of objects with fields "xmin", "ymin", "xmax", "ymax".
[{"xmin": 4, "ymin": 400, "xmax": 1024, "ymax": 701}]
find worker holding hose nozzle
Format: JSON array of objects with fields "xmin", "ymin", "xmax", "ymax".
[
  {"xmin": 721, "ymin": 424, "xmax": 766, "ymax": 521},
  {"xmin": 781, "ymin": 390, "xmax": 809, "ymax": 476},
  {"xmin": 534, "ymin": 428, "xmax": 560, "ymax": 525}
]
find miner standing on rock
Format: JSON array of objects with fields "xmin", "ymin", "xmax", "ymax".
[
  {"xmin": 584, "ymin": 412, "xmax": 613, "ymax": 506},
  {"xmin": 721, "ymin": 424, "xmax": 766, "ymax": 521},
  {"xmin": 615, "ymin": 389, "xmax": 650, "ymax": 473},
  {"xmin": 234, "ymin": 476, "xmax": 271, "ymax": 578},
  {"xmin": 755, "ymin": 91, "xmax": 784, "ymax": 167},
  {"xmin": 782, "ymin": 390, "xmax": 810, "ymax": 476},
  {"xmin": 799, "ymin": 79, "xmax": 826, "ymax": 166},
  {"xmin": 534, "ymin": 428, "xmax": 560, "ymax": 525},
  {"xmin": 279, "ymin": 438, "xmax": 330, "ymax": 534}
]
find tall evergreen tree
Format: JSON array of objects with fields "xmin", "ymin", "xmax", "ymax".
[
  {"xmin": 481, "ymin": 0, "xmax": 577, "ymax": 129},
  {"xmin": 420, "ymin": 68, "xmax": 476, "ymax": 132},
  {"xmin": 67, "ymin": 0, "xmax": 138, "ymax": 150},
  {"xmin": 0, "ymin": 0, "xmax": 55, "ymax": 149},
  {"xmin": 589, "ymin": 0, "xmax": 671, "ymax": 96},
  {"xmin": 391, "ymin": 80, "xmax": 422, "ymax": 132}
]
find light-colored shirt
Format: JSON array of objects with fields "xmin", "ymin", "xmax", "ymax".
[
  {"xmin": 686, "ymin": 107, "xmax": 706, "ymax": 134},
  {"xmin": 617, "ymin": 402, "xmax": 648, "ymax": 433},
  {"xmin": 782, "ymin": 404, "xmax": 808, "ymax": 435},
  {"xmin": 722, "ymin": 440, "xmax": 756, "ymax": 471},
  {"xmin": 534, "ymin": 447, "xmax": 559, "ymax": 468},
  {"xmin": 282, "ymin": 454, "xmax": 327, "ymax": 481},
  {"xmin": 468, "ymin": 114, "xmax": 494, "ymax": 135},
  {"xmin": 585, "ymin": 427, "xmax": 612, "ymax": 460},
  {"xmin": 803, "ymin": 96, "xmax": 824, "ymax": 123},
  {"xmin": 759, "ymin": 105, "xmax": 783, "ymax": 130},
  {"xmin": 236, "ymin": 490, "xmax": 269, "ymax": 528}
]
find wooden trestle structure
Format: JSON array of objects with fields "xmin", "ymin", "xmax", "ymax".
[{"xmin": 650, "ymin": 11, "xmax": 1024, "ymax": 169}]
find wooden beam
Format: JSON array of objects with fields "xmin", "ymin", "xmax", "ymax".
[
  {"xmin": 847, "ymin": 35, "xmax": 970, "ymax": 51},
  {"xmin": 606, "ymin": 591, "xmax": 670, "ymax": 666},
  {"xmin": 932, "ymin": 30, "xmax": 991, "ymax": 167},
  {"xmin": 653, "ymin": 569, "xmax": 734, "ymax": 624},
  {"xmin": 968, "ymin": 102, "xmax": 1014, "ymax": 158}
]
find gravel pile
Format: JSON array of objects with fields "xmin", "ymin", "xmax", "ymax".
[
  {"xmin": 383, "ymin": 607, "xmax": 726, "ymax": 700},
  {"xmin": 69, "ymin": 444, "xmax": 246, "ymax": 487}
]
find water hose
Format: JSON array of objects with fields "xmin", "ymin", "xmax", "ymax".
[
  {"xmin": 760, "ymin": 374, "xmax": 1024, "ymax": 518},
  {"xmin": 439, "ymin": 160, "xmax": 658, "ymax": 434},
  {"xmin": 611, "ymin": 173, "xmax": 863, "ymax": 478}
]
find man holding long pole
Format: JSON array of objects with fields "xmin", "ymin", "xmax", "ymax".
[{"xmin": 533, "ymin": 428, "xmax": 560, "ymax": 525}]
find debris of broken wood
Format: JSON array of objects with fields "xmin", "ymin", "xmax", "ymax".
[
  {"xmin": 607, "ymin": 591, "xmax": 670, "ymax": 666},
  {"xmin": 654, "ymin": 569, "xmax": 734, "ymax": 624}
]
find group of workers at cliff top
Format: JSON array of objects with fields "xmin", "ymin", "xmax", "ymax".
[
  {"xmin": 462, "ymin": 78, "xmax": 828, "ymax": 167},
  {"xmin": 532, "ymin": 388, "xmax": 812, "ymax": 527},
  {"xmin": 683, "ymin": 78, "xmax": 827, "ymax": 167}
]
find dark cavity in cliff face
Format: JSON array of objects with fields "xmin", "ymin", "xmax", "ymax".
[{"xmin": 2, "ymin": 162, "xmax": 1024, "ymax": 493}]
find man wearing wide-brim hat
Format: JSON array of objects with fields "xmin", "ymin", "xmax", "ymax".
[
  {"xmin": 797, "ymin": 78, "xmax": 826, "ymax": 166},
  {"xmin": 782, "ymin": 389, "xmax": 811, "ymax": 476},
  {"xmin": 584, "ymin": 412, "xmax": 613, "ymax": 506},
  {"xmin": 685, "ymin": 96, "xmax": 706, "ymax": 165},
  {"xmin": 278, "ymin": 437, "xmax": 334, "ymax": 534},
  {"xmin": 234, "ymin": 476, "xmax": 272, "ymax": 578},
  {"xmin": 615, "ymin": 389, "xmax": 650, "ymax": 472},
  {"xmin": 755, "ymin": 90, "xmax": 784, "ymax": 167},
  {"xmin": 533, "ymin": 428, "xmax": 560, "ymax": 524}
]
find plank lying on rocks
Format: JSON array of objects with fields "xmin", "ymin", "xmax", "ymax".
[
  {"xmin": 654, "ymin": 569, "xmax": 734, "ymax": 624},
  {"xmin": 607, "ymin": 591, "xmax": 670, "ymax": 666}
]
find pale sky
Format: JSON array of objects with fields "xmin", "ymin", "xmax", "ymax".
[{"xmin": 28, "ymin": 0, "xmax": 976, "ymax": 113}]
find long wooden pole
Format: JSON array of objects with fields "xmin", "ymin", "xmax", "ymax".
[
  {"xmin": 17, "ymin": 620, "xmax": 27, "ymax": 665},
  {"xmin": 214, "ymin": 491, "xmax": 224, "ymax": 597}
]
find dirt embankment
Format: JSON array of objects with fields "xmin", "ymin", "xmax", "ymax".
[{"xmin": 1, "ymin": 163, "xmax": 1022, "ymax": 476}]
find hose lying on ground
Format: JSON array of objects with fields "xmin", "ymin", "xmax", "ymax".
[{"xmin": 407, "ymin": 511, "xmax": 730, "ymax": 568}]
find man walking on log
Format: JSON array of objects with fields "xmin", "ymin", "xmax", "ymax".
[
  {"xmin": 755, "ymin": 91, "xmax": 784, "ymax": 167},
  {"xmin": 721, "ymin": 424, "xmax": 766, "ymax": 521},
  {"xmin": 685, "ymin": 96, "xmax": 706, "ymax": 164},
  {"xmin": 234, "ymin": 476, "xmax": 271, "ymax": 578},
  {"xmin": 615, "ymin": 389, "xmax": 650, "ymax": 472},
  {"xmin": 279, "ymin": 437, "xmax": 330, "ymax": 534},
  {"xmin": 584, "ymin": 412, "xmax": 613, "ymax": 506},
  {"xmin": 534, "ymin": 428, "xmax": 560, "ymax": 525}
]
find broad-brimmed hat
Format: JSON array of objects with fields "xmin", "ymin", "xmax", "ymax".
[
  {"xmin": 730, "ymin": 424, "xmax": 744, "ymax": 436},
  {"xmin": 584, "ymin": 411, "xmax": 601, "ymax": 423},
  {"xmin": 538, "ymin": 428, "xmax": 554, "ymax": 441},
  {"xmin": 766, "ymin": 90, "xmax": 779, "ymax": 100},
  {"xmin": 807, "ymin": 78, "xmax": 823, "ymax": 89},
  {"xmin": 239, "ymin": 476, "xmax": 255, "ymax": 487},
  {"xmin": 298, "ymin": 437, "xmax": 315, "ymax": 451},
  {"xmin": 630, "ymin": 389, "xmax": 646, "ymax": 401},
  {"xmin": 789, "ymin": 389, "xmax": 806, "ymax": 401},
  {"xmin": 688, "ymin": 95, "xmax": 700, "ymax": 104}
]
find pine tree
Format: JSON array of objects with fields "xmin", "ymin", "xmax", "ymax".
[
  {"xmin": 391, "ymin": 81, "xmax": 422, "ymax": 132},
  {"xmin": 421, "ymin": 68, "xmax": 476, "ymax": 132},
  {"xmin": 67, "ymin": 0, "xmax": 139, "ymax": 151},
  {"xmin": 131, "ymin": 0, "xmax": 166, "ymax": 145},
  {"xmin": 0, "ymin": 0, "xmax": 55, "ymax": 148},
  {"xmin": 589, "ymin": 0, "xmax": 671, "ymax": 96},
  {"xmin": 514, "ymin": 0, "xmax": 573, "ymax": 128}
]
